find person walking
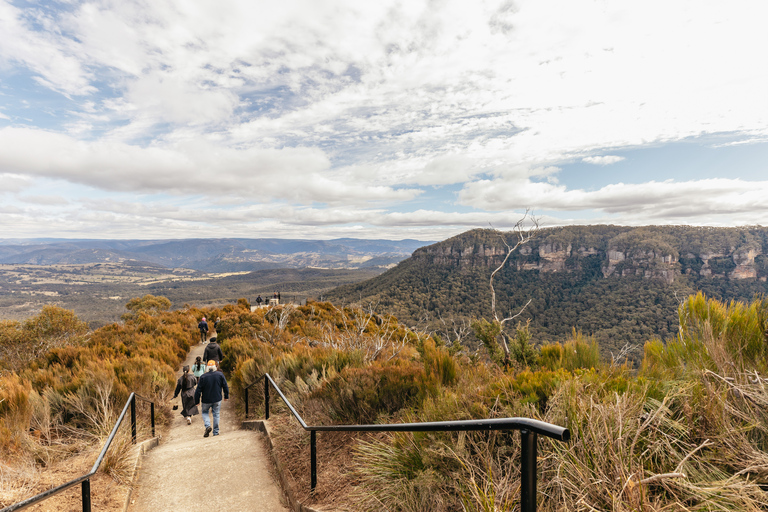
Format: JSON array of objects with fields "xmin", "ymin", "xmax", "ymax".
[
  {"xmin": 172, "ymin": 365, "xmax": 199, "ymax": 425},
  {"xmin": 203, "ymin": 336, "xmax": 224, "ymax": 366},
  {"xmin": 198, "ymin": 317, "xmax": 209, "ymax": 343},
  {"xmin": 191, "ymin": 356, "xmax": 205, "ymax": 379},
  {"xmin": 194, "ymin": 360, "xmax": 229, "ymax": 437}
]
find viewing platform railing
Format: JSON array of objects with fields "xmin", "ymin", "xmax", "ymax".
[
  {"xmin": 1, "ymin": 392, "xmax": 156, "ymax": 512},
  {"xmin": 244, "ymin": 373, "xmax": 570, "ymax": 512}
]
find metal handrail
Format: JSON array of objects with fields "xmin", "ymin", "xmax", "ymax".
[
  {"xmin": 244, "ymin": 373, "xmax": 570, "ymax": 512},
  {"xmin": 2, "ymin": 392, "xmax": 155, "ymax": 512}
]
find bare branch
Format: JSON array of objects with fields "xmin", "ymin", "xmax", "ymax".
[
  {"xmin": 499, "ymin": 298, "xmax": 532, "ymax": 327},
  {"xmin": 486, "ymin": 209, "xmax": 540, "ymax": 363}
]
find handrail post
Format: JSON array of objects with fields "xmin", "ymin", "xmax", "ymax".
[
  {"xmin": 81, "ymin": 479, "xmax": 91, "ymax": 512},
  {"xmin": 264, "ymin": 377, "xmax": 270, "ymax": 420},
  {"xmin": 520, "ymin": 429, "xmax": 538, "ymax": 512},
  {"xmin": 130, "ymin": 395, "xmax": 137, "ymax": 444},
  {"xmin": 310, "ymin": 430, "xmax": 317, "ymax": 492},
  {"xmin": 244, "ymin": 386, "xmax": 249, "ymax": 419},
  {"xmin": 150, "ymin": 401, "xmax": 156, "ymax": 437}
]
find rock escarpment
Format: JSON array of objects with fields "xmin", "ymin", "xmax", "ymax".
[{"xmin": 412, "ymin": 226, "xmax": 768, "ymax": 284}]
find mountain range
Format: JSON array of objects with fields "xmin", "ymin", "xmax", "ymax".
[{"xmin": 0, "ymin": 238, "xmax": 433, "ymax": 272}]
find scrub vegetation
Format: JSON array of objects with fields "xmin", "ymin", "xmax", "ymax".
[
  {"xmin": 3, "ymin": 292, "xmax": 768, "ymax": 511},
  {"xmin": 216, "ymin": 294, "xmax": 768, "ymax": 511},
  {"xmin": 0, "ymin": 295, "xmax": 199, "ymax": 506}
]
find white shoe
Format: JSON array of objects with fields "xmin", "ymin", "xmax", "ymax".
[{"xmin": 186, "ymin": 417, "xmax": 191, "ymax": 425}]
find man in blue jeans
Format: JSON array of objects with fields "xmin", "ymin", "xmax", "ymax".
[{"xmin": 194, "ymin": 360, "xmax": 229, "ymax": 437}]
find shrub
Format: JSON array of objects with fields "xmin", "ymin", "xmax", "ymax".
[
  {"xmin": 0, "ymin": 374, "xmax": 32, "ymax": 454},
  {"xmin": 312, "ymin": 360, "xmax": 429, "ymax": 424},
  {"xmin": 560, "ymin": 329, "xmax": 601, "ymax": 371}
]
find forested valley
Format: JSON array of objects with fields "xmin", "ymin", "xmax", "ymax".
[{"xmin": 327, "ymin": 225, "xmax": 768, "ymax": 364}]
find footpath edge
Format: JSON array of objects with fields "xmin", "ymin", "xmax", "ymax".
[{"xmin": 121, "ymin": 436, "xmax": 160, "ymax": 512}]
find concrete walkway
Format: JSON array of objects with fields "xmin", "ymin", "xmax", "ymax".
[{"xmin": 127, "ymin": 340, "xmax": 289, "ymax": 512}]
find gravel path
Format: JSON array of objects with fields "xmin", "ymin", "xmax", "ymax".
[{"xmin": 127, "ymin": 340, "xmax": 289, "ymax": 512}]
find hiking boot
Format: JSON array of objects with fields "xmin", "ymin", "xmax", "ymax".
[{"xmin": 204, "ymin": 426, "xmax": 212, "ymax": 437}]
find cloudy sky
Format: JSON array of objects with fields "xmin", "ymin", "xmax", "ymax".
[{"xmin": 1, "ymin": 0, "xmax": 766, "ymax": 241}]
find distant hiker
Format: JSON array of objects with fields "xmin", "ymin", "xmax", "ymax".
[
  {"xmin": 203, "ymin": 336, "xmax": 224, "ymax": 366},
  {"xmin": 194, "ymin": 360, "xmax": 229, "ymax": 437},
  {"xmin": 277, "ymin": 291, "xmax": 281, "ymax": 302},
  {"xmin": 214, "ymin": 316, "xmax": 221, "ymax": 332},
  {"xmin": 192, "ymin": 356, "xmax": 205, "ymax": 379},
  {"xmin": 173, "ymin": 365, "xmax": 199, "ymax": 425},
  {"xmin": 255, "ymin": 295, "xmax": 263, "ymax": 306},
  {"xmin": 273, "ymin": 291, "xmax": 278, "ymax": 299},
  {"xmin": 198, "ymin": 317, "xmax": 209, "ymax": 343}
]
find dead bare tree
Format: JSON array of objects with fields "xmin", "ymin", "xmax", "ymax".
[
  {"xmin": 316, "ymin": 303, "xmax": 411, "ymax": 362},
  {"xmin": 477, "ymin": 209, "xmax": 540, "ymax": 366},
  {"xmin": 258, "ymin": 303, "xmax": 297, "ymax": 344}
]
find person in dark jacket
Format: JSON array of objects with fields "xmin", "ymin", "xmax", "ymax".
[
  {"xmin": 172, "ymin": 365, "xmax": 198, "ymax": 425},
  {"xmin": 198, "ymin": 317, "xmax": 209, "ymax": 343},
  {"xmin": 194, "ymin": 361, "xmax": 229, "ymax": 437},
  {"xmin": 203, "ymin": 337, "xmax": 224, "ymax": 365}
]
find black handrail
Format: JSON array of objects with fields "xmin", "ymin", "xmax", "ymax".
[
  {"xmin": 2, "ymin": 392, "xmax": 156, "ymax": 512},
  {"xmin": 244, "ymin": 373, "xmax": 570, "ymax": 512}
]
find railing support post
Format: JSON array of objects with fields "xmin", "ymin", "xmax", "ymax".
[
  {"xmin": 244, "ymin": 386, "xmax": 249, "ymax": 418},
  {"xmin": 130, "ymin": 395, "xmax": 137, "ymax": 444},
  {"xmin": 81, "ymin": 479, "xmax": 91, "ymax": 512},
  {"xmin": 520, "ymin": 429, "xmax": 538, "ymax": 512},
  {"xmin": 264, "ymin": 377, "xmax": 270, "ymax": 420},
  {"xmin": 310, "ymin": 430, "xmax": 317, "ymax": 492},
  {"xmin": 150, "ymin": 401, "xmax": 155, "ymax": 437}
]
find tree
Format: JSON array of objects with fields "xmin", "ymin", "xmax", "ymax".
[
  {"xmin": 510, "ymin": 319, "xmax": 538, "ymax": 367},
  {"xmin": 472, "ymin": 210, "xmax": 539, "ymax": 367},
  {"xmin": 123, "ymin": 294, "xmax": 172, "ymax": 316},
  {"xmin": 0, "ymin": 306, "xmax": 88, "ymax": 373}
]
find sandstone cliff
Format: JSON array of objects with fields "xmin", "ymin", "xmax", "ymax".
[{"xmin": 412, "ymin": 226, "xmax": 768, "ymax": 284}]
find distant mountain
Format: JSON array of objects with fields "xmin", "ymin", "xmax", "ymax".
[
  {"xmin": 0, "ymin": 238, "xmax": 433, "ymax": 272},
  {"xmin": 325, "ymin": 225, "xmax": 768, "ymax": 362}
]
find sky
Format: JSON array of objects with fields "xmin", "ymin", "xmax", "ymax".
[{"xmin": 0, "ymin": 0, "xmax": 767, "ymax": 241}]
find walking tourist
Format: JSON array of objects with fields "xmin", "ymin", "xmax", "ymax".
[
  {"xmin": 172, "ymin": 365, "xmax": 199, "ymax": 425},
  {"xmin": 192, "ymin": 356, "xmax": 205, "ymax": 379},
  {"xmin": 203, "ymin": 336, "xmax": 224, "ymax": 365},
  {"xmin": 198, "ymin": 317, "xmax": 209, "ymax": 343},
  {"xmin": 194, "ymin": 360, "xmax": 229, "ymax": 437}
]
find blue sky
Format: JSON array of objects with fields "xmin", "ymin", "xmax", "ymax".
[{"xmin": 0, "ymin": 0, "xmax": 767, "ymax": 240}]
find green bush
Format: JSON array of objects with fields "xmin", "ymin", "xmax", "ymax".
[{"xmin": 312, "ymin": 360, "xmax": 430, "ymax": 424}]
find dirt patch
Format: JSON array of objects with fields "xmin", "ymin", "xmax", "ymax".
[
  {"xmin": 0, "ymin": 452, "xmax": 132, "ymax": 512},
  {"xmin": 267, "ymin": 414, "xmax": 389, "ymax": 511}
]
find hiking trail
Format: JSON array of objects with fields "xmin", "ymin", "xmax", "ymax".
[{"xmin": 127, "ymin": 339, "xmax": 289, "ymax": 512}]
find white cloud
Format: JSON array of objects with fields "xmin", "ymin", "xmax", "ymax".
[
  {"xmin": 18, "ymin": 195, "xmax": 70, "ymax": 205},
  {"xmin": 0, "ymin": 126, "xmax": 419, "ymax": 205},
  {"xmin": 0, "ymin": 1, "xmax": 96, "ymax": 96},
  {"xmin": 459, "ymin": 178, "xmax": 768, "ymax": 221},
  {"xmin": 0, "ymin": 173, "xmax": 33, "ymax": 193},
  {"xmin": 582, "ymin": 155, "xmax": 625, "ymax": 165},
  {"xmin": 1, "ymin": 0, "xmax": 768, "ymax": 239}
]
